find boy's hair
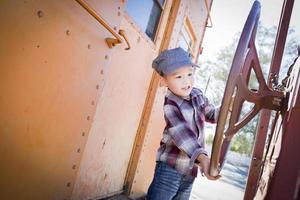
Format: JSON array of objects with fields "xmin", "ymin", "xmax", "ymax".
[{"xmin": 152, "ymin": 47, "xmax": 199, "ymax": 76}]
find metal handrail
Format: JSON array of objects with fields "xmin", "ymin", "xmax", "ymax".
[
  {"xmin": 204, "ymin": 0, "xmax": 213, "ymax": 27},
  {"xmin": 75, "ymin": 0, "xmax": 130, "ymax": 50}
]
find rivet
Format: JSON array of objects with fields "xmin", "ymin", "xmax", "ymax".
[
  {"xmin": 66, "ymin": 182, "xmax": 71, "ymax": 187},
  {"xmin": 102, "ymin": 139, "xmax": 106, "ymax": 149},
  {"xmin": 77, "ymin": 148, "xmax": 81, "ymax": 153},
  {"xmin": 82, "ymin": 132, "xmax": 85, "ymax": 136},
  {"xmin": 87, "ymin": 116, "xmax": 90, "ymax": 121},
  {"xmin": 88, "ymin": 44, "xmax": 91, "ymax": 49},
  {"xmin": 37, "ymin": 10, "xmax": 44, "ymax": 18},
  {"xmin": 72, "ymin": 165, "xmax": 76, "ymax": 169},
  {"xmin": 66, "ymin": 30, "xmax": 71, "ymax": 36}
]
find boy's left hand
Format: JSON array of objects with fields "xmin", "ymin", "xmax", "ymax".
[{"xmin": 197, "ymin": 154, "xmax": 221, "ymax": 180}]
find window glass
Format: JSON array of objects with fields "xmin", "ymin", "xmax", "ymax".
[
  {"xmin": 177, "ymin": 21, "xmax": 195, "ymax": 56},
  {"xmin": 126, "ymin": 0, "xmax": 165, "ymax": 41}
]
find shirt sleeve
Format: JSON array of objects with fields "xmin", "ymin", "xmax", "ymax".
[
  {"xmin": 203, "ymin": 95, "xmax": 220, "ymax": 123},
  {"xmin": 164, "ymin": 104, "xmax": 207, "ymax": 166}
]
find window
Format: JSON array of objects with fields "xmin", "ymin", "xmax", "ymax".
[
  {"xmin": 126, "ymin": 0, "xmax": 165, "ymax": 41},
  {"xmin": 177, "ymin": 18, "xmax": 196, "ymax": 57}
]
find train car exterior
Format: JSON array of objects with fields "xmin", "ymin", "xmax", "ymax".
[{"xmin": 0, "ymin": 0, "xmax": 212, "ymax": 199}]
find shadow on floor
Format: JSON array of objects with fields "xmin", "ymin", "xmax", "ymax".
[{"xmin": 100, "ymin": 194, "xmax": 146, "ymax": 200}]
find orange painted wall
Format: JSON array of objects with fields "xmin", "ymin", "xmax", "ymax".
[
  {"xmin": 0, "ymin": 0, "xmax": 123, "ymax": 199},
  {"xmin": 0, "ymin": 0, "xmax": 212, "ymax": 199}
]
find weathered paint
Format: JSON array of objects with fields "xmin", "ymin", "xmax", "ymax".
[
  {"xmin": 122, "ymin": 0, "xmax": 177, "ymax": 197},
  {"xmin": 0, "ymin": 0, "xmax": 212, "ymax": 199},
  {"xmin": 245, "ymin": 0, "xmax": 296, "ymax": 199},
  {"xmin": 71, "ymin": 15, "xmax": 160, "ymax": 200},
  {"xmin": 254, "ymin": 57, "xmax": 300, "ymax": 199},
  {"xmin": 0, "ymin": 0, "xmax": 123, "ymax": 199}
]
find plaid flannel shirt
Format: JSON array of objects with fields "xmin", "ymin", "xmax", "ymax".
[{"xmin": 156, "ymin": 88, "xmax": 218, "ymax": 177}]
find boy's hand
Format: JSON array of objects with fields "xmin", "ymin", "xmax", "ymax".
[{"xmin": 197, "ymin": 154, "xmax": 221, "ymax": 180}]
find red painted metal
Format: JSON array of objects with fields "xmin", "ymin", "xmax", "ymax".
[
  {"xmin": 264, "ymin": 57, "xmax": 300, "ymax": 200},
  {"xmin": 244, "ymin": 0, "xmax": 295, "ymax": 199}
]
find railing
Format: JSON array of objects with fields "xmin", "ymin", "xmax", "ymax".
[
  {"xmin": 75, "ymin": 0, "xmax": 130, "ymax": 50},
  {"xmin": 204, "ymin": 0, "xmax": 213, "ymax": 27}
]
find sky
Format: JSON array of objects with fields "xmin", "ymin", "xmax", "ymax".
[{"xmin": 201, "ymin": 0, "xmax": 300, "ymax": 62}]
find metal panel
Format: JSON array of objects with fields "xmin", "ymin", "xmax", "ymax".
[
  {"xmin": 129, "ymin": 87, "xmax": 166, "ymax": 198},
  {"xmin": 186, "ymin": 0, "xmax": 212, "ymax": 52},
  {"xmin": 264, "ymin": 57, "xmax": 300, "ymax": 200},
  {"xmin": 0, "ymin": 0, "xmax": 123, "ymax": 199},
  {"xmin": 122, "ymin": 0, "xmax": 175, "ymax": 197},
  {"xmin": 71, "ymin": 14, "xmax": 159, "ymax": 200}
]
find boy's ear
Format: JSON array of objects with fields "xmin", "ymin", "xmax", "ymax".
[{"xmin": 159, "ymin": 77, "xmax": 168, "ymax": 87}]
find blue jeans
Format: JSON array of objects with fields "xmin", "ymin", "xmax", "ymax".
[{"xmin": 147, "ymin": 162, "xmax": 195, "ymax": 200}]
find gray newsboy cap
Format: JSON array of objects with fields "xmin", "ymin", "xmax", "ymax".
[{"xmin": 152, "ymin": 47, "xmax": 199, "ymax": 76}]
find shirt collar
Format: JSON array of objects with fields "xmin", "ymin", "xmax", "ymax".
[{"xmin": 166, "ymin": 88, "xmax": 202, "ymax": 106}]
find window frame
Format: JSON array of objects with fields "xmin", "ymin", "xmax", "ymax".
[
  {"xmin": 177, "ymin": 17, "xmax": 197, "ymax": 57},
  {"xmin": 125, "ymin": 0, "xmax": 166, "ymax": 43}
]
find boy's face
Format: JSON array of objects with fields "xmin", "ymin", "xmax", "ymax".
[{"xmin": 163, "ymin": 65, "xmax": 195, "ymax": 98}]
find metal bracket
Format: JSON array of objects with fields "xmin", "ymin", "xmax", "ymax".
[{"xmin": 76, "ymin": 0, "xmax": 130, "ymax": 50}]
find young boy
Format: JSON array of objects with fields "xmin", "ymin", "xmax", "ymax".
[{"xmin": 147, "ymin": 47, "xmax": 220, "ymax": 200}]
